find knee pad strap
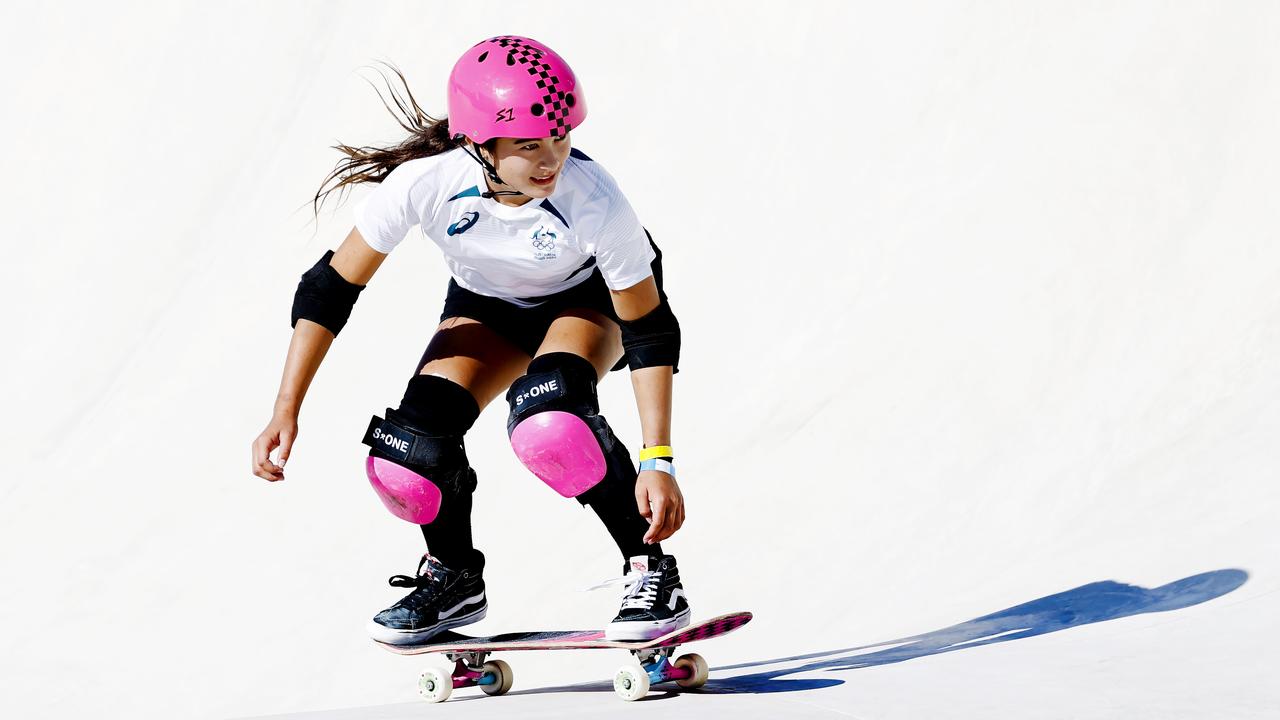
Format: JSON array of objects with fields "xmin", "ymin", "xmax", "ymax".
[
  {"xmin": 362, "ymin": 411, "xmax": 473, "ymax": 524},
  {"xmin": 363, "ymin": 412, "xmax": 468, "ymax": 469}
]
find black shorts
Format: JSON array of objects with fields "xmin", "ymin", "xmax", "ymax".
[{"xmin": 439, "ymin": 233, "xmax": 667, "ymax": 372}]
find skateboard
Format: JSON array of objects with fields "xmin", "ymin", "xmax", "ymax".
[{"xmin": 374, "ymin": 611, "xmax": 752, "ymax": 702}]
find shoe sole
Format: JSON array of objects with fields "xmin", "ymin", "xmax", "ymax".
[
  {"xmin": 605, "ymin": 607, "xmax": 692, "ymax": 642},
  {"xmin": 367, "ymin": 604, "xmax": 488, "ymax": 645}
]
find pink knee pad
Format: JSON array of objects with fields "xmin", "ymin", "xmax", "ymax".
[
  {"xmin": 365, "ymin": 456, "xmax": 443, "ymax": 524},
  {"xmin": 509, "ymin": 411, "xmax": 607, "ymax": 497}
]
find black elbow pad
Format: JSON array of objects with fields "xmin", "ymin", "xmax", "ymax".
[
  {"xmin": 290, "ymin": 250, "xmax": 366, "ymax": 336},
  {"xmin": 618, "ymin": 300, "xmax": 681, "ymax": 374}
]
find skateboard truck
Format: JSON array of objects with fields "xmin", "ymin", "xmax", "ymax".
[
  {"xmin": 419, "ymin": 652, "xmax": 513, "ymax": 702},
  {"xmin": 632, "ymin": 646, "xmax": 694, "ymax": 685},
  {"xmin": 613, "ymin": 645, "xmax": 709, "ymax": 701},
  {"xmin": 379, "ymin": 611, "xmax": 751, "ymax": 703}
]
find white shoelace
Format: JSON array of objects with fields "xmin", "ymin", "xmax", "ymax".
[{"xmin": 587, "ymin": 570, "xmax": 661, "ymax": 610}]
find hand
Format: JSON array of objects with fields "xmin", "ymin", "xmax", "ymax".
[
  {"xmin": 636, "ymin": 470, "xmax": 685, "ymax": 545},
  {"xmin": 251, "ymin": 413, "xmax": 298, "ymax": 482}
]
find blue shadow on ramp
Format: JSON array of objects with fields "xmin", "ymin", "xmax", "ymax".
[{"xmin": 703, "ymin": 568, "xmax": 1247, "ymax": 695}]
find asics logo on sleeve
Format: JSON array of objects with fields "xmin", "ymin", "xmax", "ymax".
[{"xmin": 447, "ymin": 212, "xmax": 480, "ymax": 236}]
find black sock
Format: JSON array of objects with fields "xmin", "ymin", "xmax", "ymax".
[
  {"xmin": 579, "ymin": 443, "xmax": 663, "ymax": 560},
  {"xmin": 419, "ymin": 477, "xmax": 484, "ymax": 570},
  {"xmin": 391, "ymin": 375, "xmax": 485, "ymax": 570},
  {"xmin": 524, "ymin": 354, "xmax": 663, "ymax": 560}
]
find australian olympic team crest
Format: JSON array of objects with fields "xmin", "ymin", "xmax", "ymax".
[{"xmin": 530, "ymin": 225, "xmax": 559, "ymax": 260}]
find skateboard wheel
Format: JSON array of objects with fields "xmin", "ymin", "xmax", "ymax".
[
  {"xmin": 418, "ymin": 667, "xmax": 453, "ymax": 703},
  {"xmin": 480, "ymin": 659, "xmax": 513, "ymax": 696},
  {"xmin": 613, "ymin": 665, "xmax": 650, "ymax": 701},
  {"xmin": 673, "ymin": 653, "xmax": 709, "ymax": 689}
]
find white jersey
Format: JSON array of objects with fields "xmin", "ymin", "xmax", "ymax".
[{"xmin": 353, "ymin": 147, "xmax": 655, "ymax": 305}]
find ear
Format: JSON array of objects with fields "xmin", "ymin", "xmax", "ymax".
[{"xmin": 475, "ymin": 140, "xmax": 498, "ymax": 165}]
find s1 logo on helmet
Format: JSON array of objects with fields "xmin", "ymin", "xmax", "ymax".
[{"xmin": 495, "ymin": 108, "xmax": 515, "ymax": 123}]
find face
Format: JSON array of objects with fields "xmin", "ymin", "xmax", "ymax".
[{"xmin": 482, "ymin": 134, "xmax": 572, "ymax": 200}]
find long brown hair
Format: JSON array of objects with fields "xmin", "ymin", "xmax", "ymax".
[{"xmin": 312, "ymin": 64, "xmax": 464, "ymax": 216}]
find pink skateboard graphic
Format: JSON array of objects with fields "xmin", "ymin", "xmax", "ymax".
[{"xmin": 375, "ymin": 611, "xmax": 752, "ymax": 702}]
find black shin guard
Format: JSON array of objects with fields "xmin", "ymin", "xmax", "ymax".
[
  {"xmin": 579, "ymin": 450, "xmax": 662, "ymax": 560},
  {"xmin": 420, "ymin": 483, "xmax": 479, "ymax": 569},
  {"xmin": 372, "ymin": 374, "xmax": 484, "ymax": 569},
  {"xmin": 512, "ymin": 352, "xmax": 661, "ymax": 559}
]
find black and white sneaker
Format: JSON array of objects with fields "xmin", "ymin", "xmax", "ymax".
[
  {"xmin": 597, "ymin": 554, "xmax": 692, "ymax": 641},
  {"xmin": 367, "ymin": 553, "xmax": 487, "ymax": 645}
]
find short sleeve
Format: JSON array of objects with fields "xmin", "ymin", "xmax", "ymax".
[
  {"xmin": 592, "ymin": 179, "xmax": 656, "ymax": 291},
  {"xmin": 352, "ymin": 161, "xmax": 433, "ymax": 254}
]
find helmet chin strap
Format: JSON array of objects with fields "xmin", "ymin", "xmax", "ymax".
[{"xmin": 460, "ymin": 143, "xmax": 525, "ymax": 199}]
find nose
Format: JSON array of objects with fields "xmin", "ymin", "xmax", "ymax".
[{"xmin": 540, "ymin": 142, "xmax": 567, "ymax": 169}]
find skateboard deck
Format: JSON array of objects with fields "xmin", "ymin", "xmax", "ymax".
[
  {"xmin": 375, "ymin": 610, "xmax": 752, "ymax": 654},
  {"xmin": 375, "ymin": 611, "xmax": 752, "ymax": 702}
]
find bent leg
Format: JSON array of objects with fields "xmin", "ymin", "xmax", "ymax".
[
  {"xmin": 417, "ymin": 316, "xmax": 535, "ymax": 409},
  {"xmin": 366, "ymin": 317, "xmax": 530, "ymax": 569},
  {"xmin": 508, "ymin": 311, "xmax": 658, "ymax": 559},
  {"xmin": 537, "ymin": 308, "xmax": 624, "ymax": 380}
]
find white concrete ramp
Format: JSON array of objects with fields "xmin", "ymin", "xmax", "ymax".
[{"xmin": 3, "ymin": 2, "xmax": 1278, "ymax": 718}]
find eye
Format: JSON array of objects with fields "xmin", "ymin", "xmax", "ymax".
[
  {"xmin": 553, "ymin": 135, "xmax": 567, "ymax": 143},
  {"xmin": 521, "ymin": 143, "xmax": 538, "ymax": 151}
]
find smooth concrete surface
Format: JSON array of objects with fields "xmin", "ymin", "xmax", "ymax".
[{"xmin": 3, "ymin": 2, "xmax": 1278, "ymax": 718}]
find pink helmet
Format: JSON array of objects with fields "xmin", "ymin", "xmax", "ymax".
[{"xmin": 447, "ymin": 36, "xmax": 587, "ymax": 144}]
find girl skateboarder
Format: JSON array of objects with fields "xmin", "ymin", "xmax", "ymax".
[{"xmin": 251, "ymin": 36, "xmax": 690, "ymax": 645}]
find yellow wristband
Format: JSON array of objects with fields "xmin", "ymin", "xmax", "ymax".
[{"xmin": 639, "ymin": 445, "xmax": 674, "ymax": 461}]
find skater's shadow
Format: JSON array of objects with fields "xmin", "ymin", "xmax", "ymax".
[
  {"xmin": 698, "ymin": 568, "xmax": 1247, "ymax": 695},
  {"xmin": 471, "ymin": 569, "xmax": 1245, "ymax": 701}
]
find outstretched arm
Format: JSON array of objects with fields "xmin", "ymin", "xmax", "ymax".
[
  {"xmin": 252, "ymin": 228, "xmax": 388, "ymax": 481},
  {"xmin": 611, "ymin": 276, "xmax": 685, "ymax": 544}
]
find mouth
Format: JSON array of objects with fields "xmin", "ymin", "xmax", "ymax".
[{"xmin": 530, "ymin": 171, "xmax": 557, "ymax": 187}]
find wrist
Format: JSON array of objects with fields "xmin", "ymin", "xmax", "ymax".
[
  {"xmin": 640, "ymin": 444, "xmax": 674, "ymax": 460},
  {"xmin": 273, "ymin": 397, "xmax": 301, "ymax": 418},
  {"xmin": 639, "ymin": 457, "xmax": 676, "ymax": 478}
]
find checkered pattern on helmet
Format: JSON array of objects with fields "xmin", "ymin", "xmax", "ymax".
[{"xmin": 491, "ymin": 36, "xmax": 575, "ymax": 137}]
